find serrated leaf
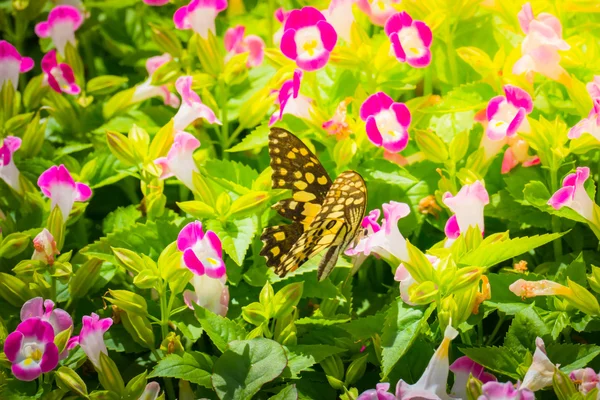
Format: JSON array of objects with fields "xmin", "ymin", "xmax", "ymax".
[
  {"xmin": 459, "ymin": 346, "xmax": 522, "ymax": 380},
  {"xmin": 148, "ymin": 352, "xmax": 212, "ymax": 388},
  {"xmin": 193, "ymin": 304, "xmax": 247, "ymax": 352},
  {"xmin": 546, "ymin": 343, "xmax": 600, "ymax": 372},
  {"xmin": 206, "ymin": 217, "xmax": 257, "ymax": 265},
  {"xmin": 504, "ymin": 306, "xmax": 550, "ymax": 354},
  {"xmin": 102, "ymin": 205, "xmax": 142, "ymax": 235},
  {"xmin": 284, "ymin": 345, "xmax": 346, "ymax": 379},
  {"xmin": 340, "ymin": 313, "xmax": 386, "ymax": 340},
  {"xmin": 227, "ymin": 124, "xmax": 269, "ymax": 153}
]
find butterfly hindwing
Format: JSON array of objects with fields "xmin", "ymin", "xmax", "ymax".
[{"xmin": 259, "ymin": 224, "xmax": 303, "ymax": 270}]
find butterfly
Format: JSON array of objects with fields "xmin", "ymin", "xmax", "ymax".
[{"xmin": 260, "ymin": 127, "xmax": 367, "ymax": 281}]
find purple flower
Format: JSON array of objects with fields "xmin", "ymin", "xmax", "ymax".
[
  {"xmin": 0, "ymin": 136, "xmax": 23, "ymax": 193},
  {"xmin": 357, "ymin": 382, "xmax": 396, "ymax": 400},
  {"xmin": 68, "ymin": 313, "xmax": 113, "ymax": 369},
  {"xmin": 0, "ymin": 40, "xmax": 34, "ymax": 90},
  {"xmin": 31, "ymin": 229, "xmax": 60, "ymax": 265},
  {"xmin": 280, "ymin": 7, "xmax": 338, "ymax": 71},
  {"xmin": 184, "ymin": 274, "xmax": 229, "ymax": 316},
  {"xmin": 154, "ymin": 131, "xmax": 200, "ymax": 191},
  {"xmin": 269, "ymin": 69, "xmax": 313, "ymax": 125},
  {"xmin": 132, "ymin": 54, "xmax": 180, "ymax": 108},
  {"xmin": 174, "ymin": 0, "xmax": 227, "ymax": 39},
  {"xmin": 449, "ymin": 356, "xmax": 497, "ymax": 399},
  {"xmin": 385, "ymin": 12, "xmax": 433, "ymax": 68},
  {"xmin": 224, "ymin": 25, "xmax": 266, "ymax": 68},
  {"xmin": 4, "ymin": 318, "xmax": 59, "ymax": 381},
  {"xmin": 480, "ymin": 381, "xmax": 534, "ymax": 400},
  {"xmin": 177, "ymin": 221, "xmax": 225, "ymax": 278},
  {"xmin": 443, "ymin": 181, "xmax": 489, "ymax": 240},
  {"xmin": 485, "ymin": 85, "xmax": 533, "ymax": 141},
  {"xmin": 360, "ymin": 92, "xmax": 411, "ymax": 153},
  {"xmin": 357, "ymin": 0, "xmax": 400, "ymax": 26},
  {"xmin": 569, "ymin": 368, "xmax": 599, "ymax": 394},
  {"xmin": 37, "ymin": 164, "xmax": 92, "ymax": 222},
  {"xmin": 568, "ymin": 99, "xmax": 600, "ymax": 142},
  {"xmin": 548, "ymin": 167, "xmax": 595, "ymax": 222},
  {"xmin": 173, "ymin": 76, "xmax": 221, "ymax": 130},
  {"xmin": 41, "ymin": 50, "xmax": 80, "ymax": 95},
  {"xmin": 35, "ymin": 5, "xmax": 83, "ymax": 56}
]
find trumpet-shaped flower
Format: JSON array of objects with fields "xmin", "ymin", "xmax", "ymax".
[
  {"xmin": 357, "ymin": 383, "xmax": 396, "ymax": 400},
  {"xmin": 41, "ymin": 50, "xmax": 80, "ymax": 95},
  {"xmin": 360, "ymin": 92, "xmax": 411, "ymax": 153},
  {"xmin": 486, "ymin": 85, "xmax": 533, "ymax": 141},
  {"xmin": 587, "ymin": 76, "xmax": 600, "ymax": 100},
  {"xmin": 20, "ymin": 297, "xmax": 72, "ymax": 336},
  {"xmin": 568, "ymin": 99, "xmax": 600, "ymax": 141},
  {"xmin": 395, "ymin": 324, "xmax": 459, "ymax": 399},
  {"xmin": 443, "ymin": 181, "xmax": 489, "ymax": 239},
  {"xmin": 177, "ymin": 221, "xmax": 225, "ymax": 278},
  {"xmin": 323, "ymin": 97, "xmax": 352, "ymax": 139},
  {"xmin": 521, "ymin": 337, "xmax": 556, "ymax": 391},
  {"xmin": 174, "ymin": 0, "xmax": 227, "ymax": 39},
  {"xmin": 269, "ymin": 69, "xmax": 313, "ymax": 125},
  {"xmin": 449, "ymin": 356, "xmax": 496, "ymax": 399},
  {"xmin": 569, "ymin": 368, "xmax": 599, "ymax": 394},
  {"xmin": 509, "ymin": 279, "xmax": 570, "ymax": 299},
  {"xmin": 31, "ymin": 229, "xmax": 60, "ymax": 265},
  {"xmin": 479, "ymin": 382, "xmax": 534, "ymax": 400},
  {"xmin": 184, "ymin": 274, "xmax": 229, "ymax": 316},
  {"xmin": 139, "ymin": 382, "xmax": 162, "ymax": 400},
  {"xmin": 0, "ymin": 41, "xmax": 34, "ymax": 90},
  {"xmin": 68, "ymin": 313, "xmax": 113, "ymax": 369},
  {"xmin": 0, "ymin": 136, "xmax": 23, "ymax": 193},
  {"xmin": 144, "ymin": 0, "xmax": 170, "ymax": 5},
  {"xmin": 357, "ymin": 0, "xmax": 400, "ymax": 26},
  {"xmin": 273, "ymin": 8, "xmax": 291, "ymax": 46},
  {"xmin": 385, "ymin": 12, "xmax": 433, "ymax": 68},
  {"xmin": 35, "ymin": 5, "xmax": 83, "ymax": 56},
  {"xmin": 548, "ymin": 167, "xmax": 596, "ymax": 221},
  {"xmin": 132, "ymin": 54, "xmax": 180, "ymax": 108},
  {"xmin": 224, "ymin": 25, "xmax": 265, "ymax": 67},
  {"xmin": 155, "ymin": 131, "xmax": 200, "ymax": 191},
  {"xmin": 501, "ymin": 136, "xmax": 540, "ymax": 174},
  {"xmin": 513, "ymin": 3, "xmax": 569, "ymax": 82},
  {"xmin": 280, "ymin": 7, "xmax": 338, "ymax": 71},
  {"xmin": 173, "ymin": 76, "xmax": 221, "ymax": 130},
  {"xmin": 323, "ymin": 0, "xmax": 355, "ymax": 43},
  {"xmin": 38, "ymin": 164, "xmax": 92, "ymax": 222},
  {"xmin": 4, "ymin": 318, "xmax": 59, "ymax": 381}
]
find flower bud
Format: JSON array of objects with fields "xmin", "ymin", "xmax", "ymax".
[
  {"xmin": 271, "ymin": 282, "xmax": 303, "ymax": 319},
  {"xmin": 242, "ymin": 302, "xmax": 269, "ymax": 326},
  {"xmin": 160, "ymin": 332, "xmax": 184, "ymax": 356},
  {"xmin": 466, "ymin": 375, "xmax": 483, "ymax": 400},
  {"xmin": 105, "ymin": 289, "xmax": 148, "ymax": 316},
  {"xmin": 345, "ymin": 354, "xmax": 368, "ymax": 386},
  {"xmin": 408, "ymin": 281, "xmax": 439, "ymax": 305},
  {"xmin": 588, "ymin": 265, "xmax": 600, "ymax": 294},
  {"xmin": 321, "ymin": 354, "xmax": 345, "ymax": 383},
  {"xmin": 106, "ymin": 130, "xmax": 137, "ymax": 166},
  {"xmin": 415, "ymin": 129, "xmax": 449, "ymax": 163},
  {"xmin": 0, "ymin": 232, "xmax": 30, "ymax": 258}
]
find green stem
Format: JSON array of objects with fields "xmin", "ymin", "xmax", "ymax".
[
  {"xmin": 423, "ymin": 66, "xmax": 433, "ymax": 96},
  {"xmin": 226, "ymin": 125, "xmax": 245, "ymax": 148},
  {"xmin": 219, "ymin": 80, "xmax": 230, "ymax": 160},
  {"xmin": 267, "ymin": 0, "xmax": 276, "ymax": 48},
  {"xmin": 486, "ymin": 314, "xmax": 506, "ymax": 346},
  {"xmin": 159, "ymin": 284, "xmax": 176, "ymax": 400},
  {"xmin": 477, "ymin": 321, "xmax": 484, "ymax": 346},
  {"xmin": 550, "ymin": 169, "xmax": 563, "ymax": 260}
]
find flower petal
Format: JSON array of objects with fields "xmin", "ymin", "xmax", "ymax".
[{"xmin": 177, "ymin": 221, "xmax": 205, "ymax": 251}]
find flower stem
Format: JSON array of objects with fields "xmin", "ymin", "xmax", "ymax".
[
  {"xmin": 485, "ymin": 314, "xmax": 506, "ymax": 346},
  {"xmin": 160, "ymin": 284, "xmax": 176, "ymax": 400},
  {"xmin": 550, "ymin": 169, "xmax": 563, "ymax": 260},
  {"xmin": 219, "ymin": 80, "xmax": 230, "ymax": 160},
  {"xmin": 423, "ymin": 66, "xmax": 433, "ymax": 96}
]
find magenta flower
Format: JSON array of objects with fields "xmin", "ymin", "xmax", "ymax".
[
  {"xmin": 357, "ymin": 383, "xmax": 396, "ymax": 400},
  {"xmin": 21, "ymin": 297, "xmax": 72, "ymax": 336},
  {"xmin": 0, "ymin": 41, "xmax": 34, "ymax": 90},
  {"xmin": 177, "ymin": 221, "xmax": 225, "ymax": 278},
  {"xmin": 323, "ymin": 0, "xmax": 355, "ymax": 43},
  {"xmin": 280, "ymin": 7, "xmax": 338, "ymax": 71},
  {"xmin": 548, "ymin": 167, "xmax": 595, "ymax": 221},
  {"xmin": 360, "ymin": 92, "xmax": 411, "ymax": 153},
  {"xmin": 155, "ymin": 131, "xmax": 200, "ymax": 191},
  {"xmin": 480, "ymin": 382, "xmax": 534, "ymax": 400},
  {"xmin": 37, "ymin": 164, "xmax": 92, "ymax": 222},
  {"xmin": 356, "ymin": 0, "xmax": 400, "ymax": 26},
  {"xmin": 31, "ymin": 229, "xmax": 60, "ymax": 265},
  {"xmin": 41, "ymin": 50, "xmax": 80, "ymax": 95},
  {"xmin": 173, "ymin": 76, "xmax": 221, "ymax": 130},
  {"xmin": 569, "ymin": 368, "xmax": 599, "ymax": 394},
  {"xmin": 273, "ymin": 7, "xmax": 291, "ymax": 45},
  {"xmin": 35, "ymin": 5, "xmax": 83, "ymax": 56},
  {"xmin": 449, "ymin": 356, "xmax": 497, "ymax": 399},
  {"xmin": 132, "ymin": 54, "xmax": 180, "ymax": 108},
  {"xmin": 513, "ymin": 2, "xmax": 569, "ymax": 82},
  {"xmin": 443, "ymin": 181, "xmax": 489, "ymax": 239},
  {"xmin": 0, "ymin": 136, "xmax": 23, "ymax": 193},
  {"xmin": 269, "ymin": 69, "xmax": 313, "ymax": 125},
  {"xmin": 385, "ymin": 12, "xmax": 432, "ymax": 68},
  {"xmin": 174, "ymin": 0, "xmax": 227, "ymax": 39},
  {"xmin": 224, "ymin": 25, "xmax": 265, "ymax": 67},
  {"xmin": 485, "ymin": 85, "xmax": 533, "ymax": 141},
  {"xmin": 143, "ymin": 0, "xmax": 170, "ymax": 5},
  {"xmin": 68, "ymin": 313, "xmax": 113, "ymax": 369},
  {"xmin": 521, "ymin": 337, "xmax": 555, "ymax": 391},
  {"xmin": 184, "ymin": 274, "xmax": 229, "ymax": 316},
  {"xmin": 568, "ymin": 99, "xmax": 600, "ymax": 141}
]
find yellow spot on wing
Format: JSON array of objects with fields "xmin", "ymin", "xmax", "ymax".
[
  {"xmin": 305, "ymin": 173, "xmax": 315, "ymax": 183},
  {"xmin": 274, "ymin": 232, "xmax": 286, "ymax": 241},
  {"xmin": 293, "ymin": 191, "xmax": 317, "ymax": 202},
  {"xmin": 318, "ymin": 176, "xmax": 328, "ymax": 185},
  {"xmin": 294, "ymin": 181, "xmax": 308, "ymax": 190}
]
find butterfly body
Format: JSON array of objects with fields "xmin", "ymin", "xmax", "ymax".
[{"xmin": 260, "ymin": 128, "xmax": 367, "ymax": 281}]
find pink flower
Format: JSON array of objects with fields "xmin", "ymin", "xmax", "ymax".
[
  {"xmin": 139, "ymin": 382, "xmax": 162, "ymax": 400},
  {"xmin": 269, "ymin": 69, "xmax": 313, "ymax": 125},
  {"xmin": 501, "ymin": 136, "xmax": 540, "ymax": 174},
  {"xmin": 37, "ymin": 164, "xmax": 92, "ymax": 222},
  {"xmin": 548, "ymin": 167, "xmax": 595, "ymax": 221},
  {"xmin": 485, "ymin": 85, "xmax": 533, "ymax": 141},
  {"xmin": 174, "ymin": 0, "xmax": 227, "ymax": 39},
  {"xmin": 521, "ymin": 337, "xmax": 556, "ymax": 391},
  {"xmin": 177, "ymin": 221, "xmax": 225, "ymax": 278},
  {"xmin": 154, "ymin": 131, "xmax": 200, "ymax": 191},
  {"xmin": 184, "ymin": 274, "xmax": 229, "ymax": 317},
  {"xmin": 323, "ymin": 0, "xmax": 355, "ymax": 43},
  {"xmin": 35, "ymin": 5, "xmax": 83, "ymax": 56},
  {"xmin": 587, "ymin": 76, "xmax": 600, "ymax": 99},
  {"xmin": 144, "ymin": 0, "xmax": 170, "ymax": 5},
  {"xmin": 173, "ymin": 76, "xmax": 221, "ymax": 130},
  {"xmin": 132, "ymin": 54, "xmax": 180, "ymax": 108},
  {"xmin": 68, "ymin": 313, "xmax": 113, "ymax": 369},
  {"xmin": 224, "ymin": 25, "xmax": 265, "ymax": 67},
  {"xmin": 513, "ymin": 3, "xmax": 569, "ymax": 82},
  {"xmin": 568, "ymin": 99, "xmax": 600, "ymax": 141},
  {"xmin": 449, "ymin": 356, "xmax": 497, "ymax": 399},
  {"xmin": 357, "ymin": 383, "xmax": 396, "ymax": 400},
  {"xmin": 0, "ymin": 41, "xmax": 34, "ymax": 90},
  {"xmin": 4, "ymin": 318, "xmax": 59, "ymax": 381},
  {"xmin": 32, "ymin": 229, "xmax": 60, "ymax": 265},
  {"xmin": 360, "ymin": 92, "xmax": 411, "ymax": 153},
  {"xmin": 443, "ymin": 181, "xmax": 489, "ymax": 239},
  {"xmin": 280, "ymin": 7, "xmax": 338, "ymax": 71},
  {"xmin": 41, "ymin": 50, "xmax": 80, "ymax": 95},
  {"xmin": 385, "ymin": 12, "xmax": 432, "ymax": 68},
  {"xmin": 273, "ymin": 7, "xmax": 291, "ymax": 45},
  {"xmin": 323, "ymin": 97, "xmax": 352, "ymax": 139},
  {"xmin": 509, "ymin": 279, "xmax": 570, "ymax": 298},
  {"xmin": 0, "ymin": 136, "xmax": 23, "ymax": 193},
  {"xmin": 356, "ymin": 0, "xmax": 400, "ymax": 26},
  {"xmin": 20, "ymin": 298, "xmax": 72, "ymax": 336},
  {"xmin": 569, "ymin": 368, "xmax": 599, "ymax": 394},
  {"xmin": 480, "ymin": 382, "xmax": 534, "ymax": 400}
]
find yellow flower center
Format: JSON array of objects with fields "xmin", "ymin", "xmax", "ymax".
[
  {"xmin": 302, "ymin": 40, "xmax": 318, "ymax": 57},
  {"xmin": 207, "ymin": 257, "xmax": 219, "ymax": 265},
  {"xmin": 23, "ymin": 346, "xmax": 43, "ymax": 365}
]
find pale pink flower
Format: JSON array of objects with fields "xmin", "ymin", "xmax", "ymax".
[
  {"xmin": 68, "ymin": 313, "xmax": 113, "ymax": 369},
  {"xmin": 154, "ymin": 131, "xmax": 200, "ymax": 191},
  {"xmin": 356, "ymin": 0, "xmax": 400, "ymax": 26},
  {"xmin": 37, "ymin": 164, "xmax": 92, "ymax": 222},
  {"xmin": 31, "ymin": 229, "xmax": 60, "ymax": 265},
  {"xmin": 173, "ymin": 76, "xmax": 221, "ymax": 130},
  {"xmin": 548, "ymin": 167, "xmax": 595, "ymax": 221},
  {"xmin": 0, "ymin": 40, "xmax": 34, "ymax": 90},
  {"xmin": 443, "ymin": 181, "xmax": 489, "ymax": 239},
  {"xmin": 35, "ymin": 5, "xmax": 83, "ymax": 56},
  {"xmin": 174, "ymin": 0, "xmax": 227, "ymax": 39},
  {"xmin": 224, "ymin": 25, "xmax": 265, "ymax": 67},
  {"xmin": 269, "ymin": 69, "xmax": 313, "ymax": 125},
  {"xmin": 0, "ymin": 136, "xmax": 23, "ymax": 193},
  {"xmin": 132, "ymin": 54, "xmax": 180, "ymax": 108}
]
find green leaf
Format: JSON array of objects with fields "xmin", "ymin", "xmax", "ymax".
[
  {"xmin": 87, "ymin": 75, "xmax": 129, "ymax": 95},
  {"xmin": 504, "ymin": 306, "xmax": 550, "ymax": 354},
  {"xmin": 206, "ymin": 217, "xmax": 257, "ymax": 265},
  {"xmin": 227, "ymin": 124, "xmax": 269, "ymax": 153},
  {"xmin": 458, "ymin": 232, "xmax": 565, "ymax": 267},
  {"xmin": 148, "ymin": 352, "xmax": 212, "ymax": 388},
  {"xmin": 459, "ymin": 346, "xmax": 522, "ymax": 380},
  {"xmin": 380, "ymin": 300, "xmax": 431, "ymax": 379},
  {"xmin": 193, "ymin": 305, "xmax": 247, "ymax": 352},
  {"xmin": 202, "ymin": 159, "xmax": 259, "ymax": 193},
  {"xmin": 340, "ymin": 313, "xmax": 386, "ymax": 340},
  {"xmin": 546, "ymin": 343, "xmax": 600, "ymax": 372},
  {"xmin": 566, "ymin": 253, "xmax": 587, "ymax": 287},
  {"xmin": 212, "ymin": 338, "xmax": 288, "ymax": 400},
  {"xmin": 269, "ymin": 385, "xmax": 298, "ymax": 400},
  {"xmin": 102, "ymin": 205, "xmax": 142, "ymax": 235},
  {"xmin": 284, "ymin": 345, "xmax": 346, "ymax": 378},
  {"xmin": 524, "ymin": 181, "xmax": 588, "ymax": 224}
]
